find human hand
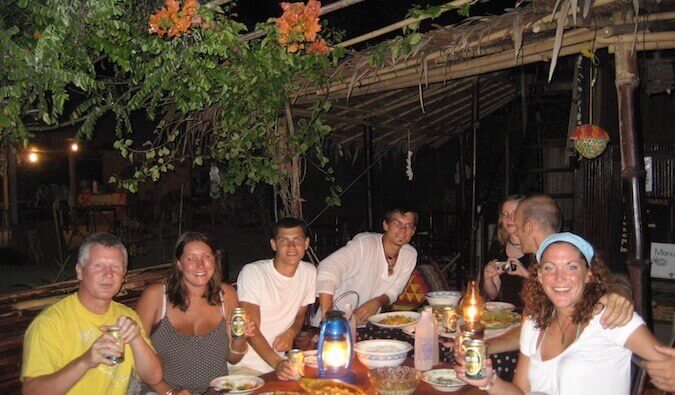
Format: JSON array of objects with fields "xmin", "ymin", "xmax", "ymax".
[
  {"xmin": 453, "ymin": 347, "xmax": 494, "ymax": 388},
  {"xmin": 643, "ymin": 345, "xmax": 675, "ymax": 391},
  {"xmin": 353, "ymin": 299, "xmax": 381, "ymax": 325},
  {"xmin": 244, "ymin": 317, "xmax": 256, "ymax": 338},
  {"xmin": 506, "ymin": 258, "xmax": 529, "ymax": 278},
  {"xmin": 274, "ymin": 360, "xmax": 296, "ymax": 381},
  {"xmin": 111, "ymin": 315, "xmax": 141, "ymax": 345},
  {"xmin": 272, "ymin": 329, "xmax": 295, "ymax": 352},
  {"xmin": 483, "ymin": 260, "xmax": 501, "ymax": 279},
  {"xmin": 172, "ymin": 389, "xmax": 192, "ymax": 395},
  {"xmin": 596, "ymin": 292, "xmax": 634, "ymax": 329},
  {"xmin": 83, "ymin": 331, "xmax": 123, "ymax": 368}
]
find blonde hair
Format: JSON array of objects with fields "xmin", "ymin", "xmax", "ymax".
[{"xmin": 496, "ymin": 195, "xmax": 526, "ymax": 245}]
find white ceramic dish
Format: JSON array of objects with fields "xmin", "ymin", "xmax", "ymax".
[
  {"xmin": 368, "ymin": 311, "xmax": 421, "ymax": 329},
  {"xmin": 403, "ymin": 322, "xmax": 519, "ymax": 341},
  {"xmin": 422, "ymin": 369, "xmax": 466, "ymax": 392},
  {"xmin": 425, "ymin": 291, "xmax": 462, "ymax": 306},
  {"xmin": 485, "ymin": 301, "xmax": 516, "ymax": 312},
  {"xmin": 209, "ymin": 375, "xmax": 264, "ymax": 394},
  {"xmin": 401, "ymin": 324, "xmax": 454, "ymax": 339},
  {"xmin": 354, "ymin": 339, "xmax": 412, "ymax": 369},
  {"xmin": 303, "ymin": 349, "xmax": 318, "ymax": 369}
]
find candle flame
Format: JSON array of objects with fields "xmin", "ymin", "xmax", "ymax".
[{"xmin": 323, "ymin": 339, "xmax": 349, "ymax": 368}]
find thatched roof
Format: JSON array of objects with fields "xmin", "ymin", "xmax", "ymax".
[{"xmin": 294, "ymin": 0, "xmax": 675, "ymax": 150}]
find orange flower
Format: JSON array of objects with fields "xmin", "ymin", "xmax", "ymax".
[
  {"xmin": 307, "ymin": 39, "xmax": 330, "ymax": 55},
  {"xmin": 276, "ymin": 0, "xmax": 326, "ymax": 54},
  {"xmin": 148, "ymin": 0, "xmax": 200, "ymax": 38}
]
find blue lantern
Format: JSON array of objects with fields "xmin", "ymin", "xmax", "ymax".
[{"xmin": 317, "ymin": 310, "xmax": 355, "ymax": 383}]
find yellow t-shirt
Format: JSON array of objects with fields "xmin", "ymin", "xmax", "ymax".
[{"xmin": 21, "ymin": 293, "xmax": 152, "ymax": 395}]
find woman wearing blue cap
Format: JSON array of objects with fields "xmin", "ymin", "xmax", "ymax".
[{"xmin": 456, "ymin": 232, "xmax": 667, "ymax": 394}]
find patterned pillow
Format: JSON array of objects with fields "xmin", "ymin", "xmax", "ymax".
[{"xmin": 396, "ymin": 268, "xmax": 429, "ymax": 306}]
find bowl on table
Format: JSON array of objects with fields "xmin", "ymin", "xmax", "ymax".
[
  {"xmin": 422, "ymin": 369, "xmax": 466, "ymax": 392},
  {"xmin": 368, "ymin": 366, "xmax": 422, "ymax": 395},
  {"xmin": 354, "ymin": 339, "xmax": 412, "ymax": 369},
  {"xmin": 425, "ymin": 291, "xmax": 462, "ymax": 307}
]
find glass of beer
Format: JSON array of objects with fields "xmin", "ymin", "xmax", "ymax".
[{"xmin": 105, "ymin": 326, "xmax": 125, "ymax": 364}]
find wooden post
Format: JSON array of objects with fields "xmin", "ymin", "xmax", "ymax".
[
  {"xmin": 364, "ymin": 126, "xmax": 374, "ymax": 230},
  {"xmin": 614, "ymin": 43, "xmax": 652, "ymax": 327},
  {"xmin": 457, "ymin": 134, "xmax": 467, "ymax": 289},
  {"xmin": 469, "ymin": 78, "xmax": 479, "ymax": 279}
]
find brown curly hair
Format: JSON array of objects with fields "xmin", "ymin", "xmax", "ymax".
[{"xmin": 521, "ymin": 241, "xmax": 608, "ymax": 329}]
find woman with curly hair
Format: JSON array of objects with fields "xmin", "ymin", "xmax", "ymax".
[
  {"xmin": 482, "ymin": 195, "xmax": 531, "ymax": 307},
  {"xmin": 457, "ymin": 232, "xmax": 666, "ymax": 394}
]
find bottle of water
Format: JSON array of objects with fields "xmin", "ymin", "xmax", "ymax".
[
  {"xmin": 343, "ymin": 303, "xmax": 357, "ymax": 347},
  {"xmin": 414, "ymin": 309, "xmax": 435, "ymax": 371},
  {"xmin": 424, "ymin": 306, "xmax": 440, "ymax": 365}
]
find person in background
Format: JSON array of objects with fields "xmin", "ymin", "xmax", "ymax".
[
  {"xmin": 456, "ymin": 233, "xmax": 667, "ymax": 394},
  {"xmin": 135, "ymin": 231, "xmax": 255, "ymax": 394},
  {"xmin": 485, "ymin": 194, "xmax": 636, "ymax": 355},
  {"xmin": 237, "ymin": 217, "xmax": 316, "ymax": 380},
  {"xmin": 22, "ymin": 233, "xmax": 162, "ymax": 395},
  {"xmin": 313, "ymin": 203, "xmax": 418, "ymax": 326},
  {"xmin": 482, "ymin": 195, "xmax": 530, "ymax": 308}
]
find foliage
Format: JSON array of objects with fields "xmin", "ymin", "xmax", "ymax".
[{"xmin": 0, "ymin": 0, "xmax": 341, "ymax": 213}]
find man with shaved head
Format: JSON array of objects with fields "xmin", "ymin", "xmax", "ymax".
[{"xmin": 485, "ymin": 194, "xmax": 635, "ymax": 354}]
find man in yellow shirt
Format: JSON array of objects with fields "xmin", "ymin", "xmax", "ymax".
[{"xmin": 22, "ymin": 233, "xmax": 163, "ymax": 395}]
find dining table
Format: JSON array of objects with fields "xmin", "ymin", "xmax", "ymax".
[{"xmin": 219, "ymin": 358, "xmax": 485, "ymax": 394}]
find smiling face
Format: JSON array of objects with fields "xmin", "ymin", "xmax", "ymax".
[
  {"xmin": 270, "ymin": 226, "xmax": 309, "ymax": 267},
  {"xmin": 382, "ymin": 211, "xmax": 417, "ymax": 247},
  {"xmin": 76, "ymin": 244, "xmax": 126, "ymax": 304},
  {"xmin": 537, "ymin": 242, "xmax": 592, "ymax": 313},
  {"xmin": 177, "ymin": 240, "xmax": 216, "ymax": 288}
]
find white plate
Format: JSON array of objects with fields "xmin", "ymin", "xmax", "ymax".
[
  {"xmin": 423, "ymin": 369, "xmax": 466, "ymax": 392},
  {"xmin": 209, "ymin": 375, "xmax": 264, "ymax": 394},
  {"xmin": 303, "ymin": 349, "xmax": 318, "ymax": 369},
  {"xmin": 368, "ymin": 311, "xmax": 421, "ymax": 329},
  {"xmin": 485, "ymin": 301, "xmax": 515, "ymax": 312},
  {"xmin": 401, "ymin": 324, "xmax": 454, "ymax": 339}
]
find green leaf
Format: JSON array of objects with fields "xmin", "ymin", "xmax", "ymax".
[{"xmin": 458, "ymin": 3, "xmax": 471, "ymax": 17}]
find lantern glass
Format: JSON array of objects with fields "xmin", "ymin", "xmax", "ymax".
[
  {"xmin": 317, "ymin": 310, "xmax": 355, "ymax": 383},
  {"xmin": 460, "ymin": 280, "xmax": 485, "ymax": 325}
]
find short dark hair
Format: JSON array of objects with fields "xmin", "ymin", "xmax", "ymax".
[
  {"xmin": 521, "ymin": 194, "xmax": 562, "ymax": 233},
  {"xmin": 78, "ymin": 232, "xmax": 128, "ymax": 268},
  {"xmin": 167, "ymin": 231, "xmax": 221, "ymax": 311},
  {"xmin": 271, "ymin": 217, "xmax": 308, "ymax": 239},
  {"xmin": 384, "ymin": 202, "xmax": 418, "ymax": 225}
]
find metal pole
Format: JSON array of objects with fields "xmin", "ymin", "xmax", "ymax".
[
  {"xmin": 469, "ymin": 78, "xmax": 479, "ymax": 279},
  {"xmin": 614, "ymin": 42, "xmax": 652, "ymax": 327},
  {"xmin": 364, "ymin": 126, "xmax": 374, "ymax": 230}
]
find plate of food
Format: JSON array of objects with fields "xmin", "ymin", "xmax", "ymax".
[
  {"xmin": 209, "ymin": 375, "xmax": 264, "ymax": 394},
  {"xmin": 481, "ymin": 310, "xmax": 521, "ymax": 329},
  {"xmin": 485, "ymin": 301, "xmax": 516, "ymax": 312},
  {"xmin": 401, "ymin": 323, "xmax": 454, "ymax": 339},
  {"xmin": 299, "ymin": 378, "xmax": 366, "ymax": 394},
  {"xmin": 368, "ymin": 311, "xmax": 421, "ymax": 329},
  {"xmin": 422, "ymin": 369, "xmax": 466, "ymax": 392}
]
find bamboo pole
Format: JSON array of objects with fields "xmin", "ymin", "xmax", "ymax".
[
  {"xmin": 337, "ymin": 0, "xmax": 471, "ymax": 48},
  {"xmin": 239, "ymin": 0, "xmax": 368, "ymax": 42}
]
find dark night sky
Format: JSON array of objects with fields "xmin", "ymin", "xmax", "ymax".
[{"xmin": 233, "ymin": 0, "xmax": 516, "ymax": 49}]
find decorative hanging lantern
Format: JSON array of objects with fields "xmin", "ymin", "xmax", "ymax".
[
  {"xmin": 317, "ymin": 310, "xmax": 355, "ymax": 383},
  {"xmin": 570, "ymin": 124, "xmax": 610, "ymax": 159}
]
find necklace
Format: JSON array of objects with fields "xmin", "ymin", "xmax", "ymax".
[{"xmin": 554, "ymin": 311, "xmax": 580, "ymax": 344}]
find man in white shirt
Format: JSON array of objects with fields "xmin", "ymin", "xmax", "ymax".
[
  {"xmin": 237, "ymin": 217, "xmax": 316, "ymax": 380},
  {"xmin": 313, "ymin": 204, "xmax": 418, "ymax": 326}
]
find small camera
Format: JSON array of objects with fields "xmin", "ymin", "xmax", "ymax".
[{"xmin": 498, "ymin": 261, "xmax": 516, "ymax": 272}]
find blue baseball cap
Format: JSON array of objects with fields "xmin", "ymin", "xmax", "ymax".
[{"xmin": 536, "ymin": 232, "xmax": 595, "ymax": 265}]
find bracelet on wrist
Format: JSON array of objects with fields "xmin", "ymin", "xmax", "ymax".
[{"xmin": 479, "ymin": 370, "xmax": 497, "ymax": 391}]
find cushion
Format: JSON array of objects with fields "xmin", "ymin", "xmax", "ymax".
[{"xmin": 396, "ymin": 268, "xmax": 429, "ymax": 306}]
